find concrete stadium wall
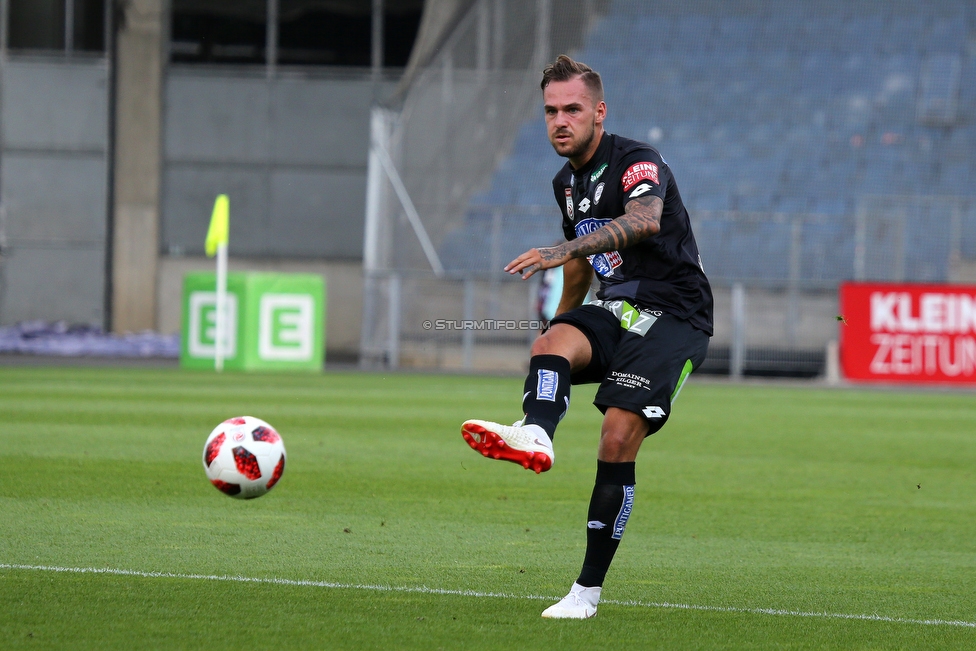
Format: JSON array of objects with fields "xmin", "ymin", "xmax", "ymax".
[
  {"xmin": 161, "ymin": 67, "xmax": 395, "ymax": 260},
  {"xmin": 0, "ymin": 55, "xmax": 391, "ymax": 354},
  {"xmin": 0, "ymin": 56, "xmax": 109, "ymax": 326}
]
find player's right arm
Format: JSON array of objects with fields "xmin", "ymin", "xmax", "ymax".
[
  {"xmin": 505, "ymin": 195, "xmax": 662, "ymax": 279},
  {"xmin": 554, "ymin": 257, "xmax": 593, "ymax": 316}
]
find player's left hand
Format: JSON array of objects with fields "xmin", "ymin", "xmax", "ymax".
[{"xmin": 505, "ymin": 246, "xmax": 571, "ymax": 279}]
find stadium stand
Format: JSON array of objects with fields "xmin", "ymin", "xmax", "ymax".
[{"xmin": 450, "ymin": 0, "xmax": 975, "ymax": 286}]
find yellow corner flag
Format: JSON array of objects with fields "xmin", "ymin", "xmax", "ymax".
[{"xmin": 205, "ymin": 194, "xmax": 229, "ymax": 257}]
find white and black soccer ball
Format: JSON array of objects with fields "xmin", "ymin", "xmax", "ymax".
[{"xmin": 203, "ymin": 416, "xmax": 286, "ymax": 499}]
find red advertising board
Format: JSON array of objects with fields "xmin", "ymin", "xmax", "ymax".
[{"xmin": 839, "ymin": 282, "xmax": 976, "ymax": 384}]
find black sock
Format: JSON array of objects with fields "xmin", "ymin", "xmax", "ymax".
[
  {"xmin": 577, "ymin": 460, "xmax": 636, "ymax": 588},
  {"xmin": 521, "ymin": 354, "xmax": 571, "ymax": 440}
]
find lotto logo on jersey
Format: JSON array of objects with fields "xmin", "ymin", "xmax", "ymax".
[
  {"xmin": 575, "ymin": 218, "xmax": 622, "ymax": 277},
  {"xmin": 622, "ymin": 162, "xmax": 659, "ymax": 191}
]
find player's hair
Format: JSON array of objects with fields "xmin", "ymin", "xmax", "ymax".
[{"xmin": 540, "ymin": 54, "xmax": 604, "ymax": 104}]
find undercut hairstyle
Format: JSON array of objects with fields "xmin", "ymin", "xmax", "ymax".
[{"xmin": 541, "ymin": 54, "xmax": 604, "ymax": 104}]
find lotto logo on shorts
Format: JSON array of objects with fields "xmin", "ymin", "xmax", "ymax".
[
  {"xmin": 642, "ymin": 405, "xmax": 666, "ymax": 419},
  {"xmin": 537, "ymin": 369, "xmax": 558, "ymax": 402},
  {"xmin": 622, "ymin": 162, "xmax": 659, "ymax": 191}
]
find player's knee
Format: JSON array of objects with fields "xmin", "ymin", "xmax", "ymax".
[
  {"xmin": 530, "ymin": 333, "xmax": 559, "ymax": 357},
  {"xmin": 530, "ymin": 324, "xmax": 590, "ymax": 362},
  {"xmin": 599, "ymin": 409, "xmax": 653, "ymax": 461},
  {"xmin": 598, "ymin": 432, "xmax": 634, "ymax": 462}
]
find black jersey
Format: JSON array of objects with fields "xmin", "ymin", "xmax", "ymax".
[{"xmin": 552, "ymin": 132, "xmax": 713, "ymax": 335}]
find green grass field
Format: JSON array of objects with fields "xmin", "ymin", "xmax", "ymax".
[{"xmin": 2, "ymin": 365, "xmax": 975, "ymax": 649}]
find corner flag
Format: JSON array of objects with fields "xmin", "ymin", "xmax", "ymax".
[
  {"xmin": 206, "ymin": 194, "xmax": 230, "ymax": 371},
  {"xmin": 205, "ymin": 194, "xmax": 229, "ymax": 257}
]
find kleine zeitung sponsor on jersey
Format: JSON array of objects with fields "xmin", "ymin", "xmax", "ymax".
[{"xmin": 621, "ymin": 162, "xmax": 659, "ymax": 191}]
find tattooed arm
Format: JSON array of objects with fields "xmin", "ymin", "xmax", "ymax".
[{"xmin": 505, "ymin": 195, "xmax": 663, "ymax": 279}]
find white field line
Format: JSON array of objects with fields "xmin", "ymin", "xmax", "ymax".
[{"xmin": 2, "ymin": 563, "xmax": 975, "ymax": 629}]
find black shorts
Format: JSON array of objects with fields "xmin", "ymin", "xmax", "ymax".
[{"xmin": 550, "ymin": 302, "xmax": 710, "ymax": 434}]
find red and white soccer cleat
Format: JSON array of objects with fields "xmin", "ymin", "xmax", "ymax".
[{"xmin": 461, "ymin": 419, "xmax": 554, "ymax": 473}]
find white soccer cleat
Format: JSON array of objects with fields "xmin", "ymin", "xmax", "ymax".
[
  {"xmin": 460, "ymin": 419, "xmax": 554, "ymax": 473},
  {"xmin": 541, "ymin": 583, "xmax": 601, "ymax": 619}
]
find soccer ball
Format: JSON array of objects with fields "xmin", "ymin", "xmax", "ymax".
[{"xmin": 203, "ymin": 416, "xmax": 286, "ymax": 499}]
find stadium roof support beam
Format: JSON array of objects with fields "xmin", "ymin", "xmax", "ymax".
[{"xmin": 372, "ymin": 0, "xmax": 383, "ymax": 81}]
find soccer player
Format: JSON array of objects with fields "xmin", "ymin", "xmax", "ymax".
[{"xmin": 461, "ymin": 55, "xmax": 713, "ymax": 619}]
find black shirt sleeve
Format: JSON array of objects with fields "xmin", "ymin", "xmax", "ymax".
[{"xmin": 618, "ymin": 149, "xmax": 671, "ymax": 209}]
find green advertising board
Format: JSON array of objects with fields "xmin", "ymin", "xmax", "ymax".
[{"xmin": 180, "ymin": 272, "xmax": 325, "ymax": 372}]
